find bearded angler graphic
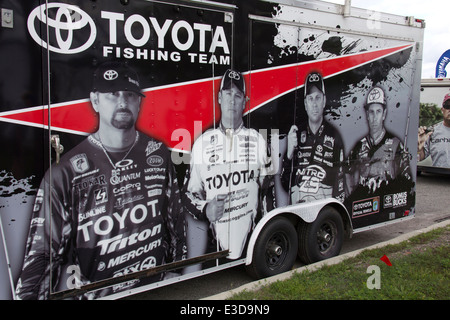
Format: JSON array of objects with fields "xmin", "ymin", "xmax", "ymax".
[{"xmin": 15, "ymin": 62, "xmax": 186, "ymax": 300}]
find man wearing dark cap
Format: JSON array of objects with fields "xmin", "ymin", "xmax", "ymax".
[
  {"xmin": 16, "ymin": 61, "xmax": 186, "ymax": 299},
  {"xmin": 183, "ymin": 69, "xmax": 273, "ymax": 263},
  {"xmin": 346, "ymin": 86, "xmax": 411, "ymax": 194},
  {"xmin": 282, "ymin": 71, "xmax": 345, "ymax": 204},
  {"xmin": 418, "ymin": 93, "xmax": 450, "ymax": 168}
]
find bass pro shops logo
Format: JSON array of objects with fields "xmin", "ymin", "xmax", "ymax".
[{"xmin": 27, "ymin": 3, "xmax": 96, "ymax": 54}]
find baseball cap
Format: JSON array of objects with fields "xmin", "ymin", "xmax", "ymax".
[
  {"xmin": 304, "ymin": 72, "xmax": 325, "ymax": 96},
  {"xmin": 92, "ymin": 61, "xmax": 145, "ymax": 97},
  {"xmin": 442, "ymin": 93, "xmax": 450, "ymax": 108},
  {"xmin": 365, "ymin": 86, "xmax": 386, "ymax": 108},
  {"xmin": 220, "ymin": 69, "xmax": 245, "ymax": 94}
]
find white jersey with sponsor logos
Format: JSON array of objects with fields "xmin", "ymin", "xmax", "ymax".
[
  {"xmin": 16, "ymin": 132, "xmax": 186, "ymax": 300},
  {"xmin": 184, "ymin": 125, "xmax": 272, "ymax": 259},
  {"xmin": 348, "ymin": 130, "xmax": 410, "ymax": 192}
]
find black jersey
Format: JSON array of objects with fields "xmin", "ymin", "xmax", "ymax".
[
  {"xmin": 16, "ymin": 132, "xmax": 186, "ymax": 299},
  {"xmin": 347, "ymin": 130, "xmax": 411, "ymax": 192}
]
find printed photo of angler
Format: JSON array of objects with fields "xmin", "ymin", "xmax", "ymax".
[
  {"xmin": 15, "ymin": 61, "xmax": 187, "ymax": 300},
  {"xmin": 281, "ymin": 72, "xmax": 346, "ymax": 205},
  {"xmin": 182, "ymin": 69, "xmax": 275, "ymax": 270},
  {"xmin": 345, "ymin": 85, "xmax": 412, "ymax": 195},
  {"xmin": 343, "ymin": 84, "xmax": 414, "ymax": 227}
]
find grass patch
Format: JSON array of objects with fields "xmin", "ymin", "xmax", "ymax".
[{"xmin": 229, "ymin": 226, "xmax": 450, "ymax": 300}]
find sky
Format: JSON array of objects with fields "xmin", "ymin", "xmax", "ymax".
[{"xmin": 327, "ymin": 0, "xmax": 450, "ymax": 78}]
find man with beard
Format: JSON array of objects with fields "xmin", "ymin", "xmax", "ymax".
[{"xmin": 16, "ymin": 61, "xmax": 186, "ymax": 299}]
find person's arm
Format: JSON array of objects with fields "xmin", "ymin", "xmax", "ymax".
[
  {"xmin": 165, "ymin": 161, "xmax": 187, "ymax": 263},
  {"xmin": 281, "ymin": 125, "xmax": 298, "ymax": 191},
  {"xmin": 344, "ymin": 144, "xmax": 359, "ymax": 196},
  {"xmin": 333, "ymin": 135, "xmax": 346, "ymax": 201},
  {"xmin": 182, "ymin": 142, "xmax": 209, "ymax": 221},
  {"xmin": 418, "ymin": 126, "xmax": 432, "ymax": 161}
]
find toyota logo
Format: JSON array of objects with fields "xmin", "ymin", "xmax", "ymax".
[
  {"xmin": 308, "ymin": 73, "xmax": 321, "ymax": 83},
  {"xmin": 27, "ymin": 3, "xmax": 96, "ymax": 54},
  {"xmin": 228, "ymin": 70, "xmax": 241, "ymax": 80},
  {"xmin": 369, "ymin": 88, "xmax": 382, "ymax": 101},
  {"xmin": 104, "ymin": 70, "xmax": 119, "ymax": 81}
]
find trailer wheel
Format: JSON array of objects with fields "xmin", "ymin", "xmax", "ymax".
[
  {"xmin": 246, "ymin": 217, "xmax": 298, "ymax": 279},
  {"xmin": 297, "ymin": 206, "xmax": 344, "ymax": 264}
]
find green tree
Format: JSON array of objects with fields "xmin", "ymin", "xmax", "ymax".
[{"xmin": 419, "ymin": 103, "xmax": 443, "ymax": 127}]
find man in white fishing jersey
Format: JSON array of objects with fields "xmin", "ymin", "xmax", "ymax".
[{"xmin": 183, "ymin": 69, "xmax": 273, "ymax": 261}]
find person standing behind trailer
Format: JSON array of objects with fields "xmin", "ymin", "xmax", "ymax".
[
  {"xmin": 183, "ymin": 69, "xmax": 273, "ymax": 261},
  {"xmin": 418, "ymin": 93, "xmax": 450, "ymax": 168},
  {"xmin": 15, "ymin": 61, "xmax": 186, "ymax": 300},
  {"xmin": 282, "ymin": 72, "xmax": 345, "ymax": 204},
  {"xmin": 346, "ymin": 86, "xmax": 411, "ymax": 194}
]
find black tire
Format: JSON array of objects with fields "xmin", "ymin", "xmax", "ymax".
[
  {"xmin": 297, "ymin": 206, "xmax": 344, "ymax": 265},
  {"xmin": 246, "ymin": 217, "xmax": 298, "ymax": 279}
]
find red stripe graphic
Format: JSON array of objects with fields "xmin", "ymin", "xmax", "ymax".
[{"xmin": 0, "ymin": 44, "xmax": 412, "ymax": 151}]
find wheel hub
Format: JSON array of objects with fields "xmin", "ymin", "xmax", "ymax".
[
  {"xmin": 268, "ymin": 244, "xmax": 283, "ymax": 256},
  {"xmin": 265, "ymin": 232, "xmax": 289, "ymax": 269},
  {"xmin": 318, "ymin": 230, "xmax": 332, "ymax": 243}
]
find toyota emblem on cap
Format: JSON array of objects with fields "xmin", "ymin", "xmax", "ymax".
[
  {"xmin": 308, "ymin": 73, "xmax": 321, "ymax": 82},
  {"xmin": 367, "ymin": 87, "xmax": 386, "ymax": 105},
  {"xmin": 228, "ymin": 70, "xmax": 241, "ymax": 80}
]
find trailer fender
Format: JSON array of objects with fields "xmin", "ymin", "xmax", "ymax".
[{"xmin": 245, "ymin": 198, "xmax": 351, "ymax": 265}]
